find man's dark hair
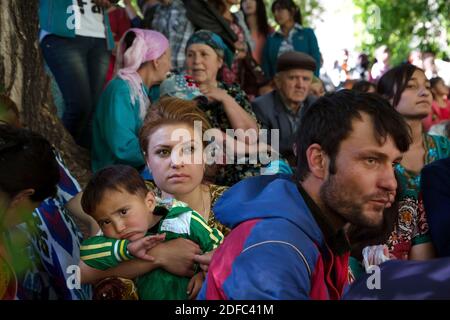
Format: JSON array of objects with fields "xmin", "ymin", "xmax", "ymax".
[
  {"xmin": 352, "ymin": 80, "xmax": 376, "ymax": 93},
  {"xmin": 81, "ymin": 165, "xmax": 148, "ymax": 215},
  {"xmin": 377, "ymin": 63, "xmax": 423, "ymax": 107},
  {"xmin": 295, "ymin": 90, "xmax": 412, "ymax": 181},
  {"xmin": 0, "ymin": 124, "xmax": 59, "ymax": 202}
]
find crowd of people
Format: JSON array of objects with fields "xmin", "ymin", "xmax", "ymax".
[{"xmin": 1, "ymin": 0, "xmax": 450, "ymax": 300}]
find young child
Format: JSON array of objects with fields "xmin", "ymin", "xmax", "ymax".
[{"xmin": 79, "ymin": 164, "xmax": 223, "ymax": 300}]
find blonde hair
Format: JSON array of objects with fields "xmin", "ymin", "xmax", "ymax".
[{"xmin": 139, "ymin": 97, "xmax": 212, "ymax": 155}]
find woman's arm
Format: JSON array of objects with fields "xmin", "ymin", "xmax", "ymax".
[
  {"xmin": 80, "ymin": 238, "xmax": 202, "ymax": 284},
  {"xmin": 65, "ymin": 192, "xmax": 100, "ymax": 238},
  {"xmin": 409, "ymin": 242, "xmax": 436, "ymax": 260},
  {"xmin": 193, "ymin": 249, "xmax": 216, "ymax": 272},
  {"xmin": 205, "ymin": 128, "xmax": 278, "ymax": 160},
  {"xmin": 199, "ymin": 85, "xmax": 259, "ymax": 141}
]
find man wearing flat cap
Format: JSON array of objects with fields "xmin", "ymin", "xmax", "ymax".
[{"xmin": 251, "ymin": 51, "xmax": 317, "ymax": 164}]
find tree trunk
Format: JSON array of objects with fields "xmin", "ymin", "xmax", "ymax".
[{"xmin": 0, "ymin": 0, "xmax": 91, "ymax": 187}]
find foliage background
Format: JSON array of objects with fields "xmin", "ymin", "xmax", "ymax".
[
  {"xmin": 353, "ymin": 0, "xmax": 450, "ymax": 65},
  {"xmin": 127, "ymin": 0, "xmax": 449, "ymax": 65}
]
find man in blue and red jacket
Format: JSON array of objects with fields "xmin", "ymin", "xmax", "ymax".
[{"xmin": 197, "ymin": 90, "xmax": 412, "ymax": 300}]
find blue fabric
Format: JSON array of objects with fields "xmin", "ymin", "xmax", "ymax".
[
  {"xmin": 41, "ymin": 35, "xmax": 110, "ymax": 148},
  {"xmin": 262, "ymin": 27, "xmax": 321, "ymax": 78},
  {"xmin": 344, "ymin": 258, "xmax": 450, "ymax": 300},
  {"xmin": 421, "ymin": 156, "xmax": 450, "ymax": 257},
  {"xmin": 140, "ymin": 166, "xmax": 153, "ymax": 180},
  {"xmin": 14, "ymin": 152, "xmax": 91, "ymax": 300},
  {"xmin": 214, "ymin": 174, "xmax": 322, "ymax": 242}
]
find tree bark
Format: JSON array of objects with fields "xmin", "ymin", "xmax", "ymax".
[{"xmin": 0, "ymin": 0, "xmax": 91, "ymax": 187}]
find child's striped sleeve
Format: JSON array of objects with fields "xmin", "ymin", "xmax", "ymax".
[{"xmin": 80, "ymin": 236, "xmax": 134, "ymax": 270}]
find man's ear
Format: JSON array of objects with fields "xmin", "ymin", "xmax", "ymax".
[
  {"xmin": 305, "ymin": 143, "xmax": 328, "ymax": 180},
  {"xmin": 145, "ymin": 191, "xmax": 156, "ymax": 211},
  {"xmin": 9, "ymin": 188, "xmax": 35, "ymax": 208}
]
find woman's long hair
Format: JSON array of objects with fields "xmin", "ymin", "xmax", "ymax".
[
  {"xmin": 271, "ymin": 0, "xmax": 302, "ymax": 25},
  {"xmin": 377, "ymin": 63, "xmax": 423, "ymax": 107},
  {"xmin": 242, "ymin": 0, "xmax": 271, "ymax": 35}
]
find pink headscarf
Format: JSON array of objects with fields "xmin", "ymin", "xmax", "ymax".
[{"xmin": 115, "ymin": 28, "xmax": 169, "ymax": 120}]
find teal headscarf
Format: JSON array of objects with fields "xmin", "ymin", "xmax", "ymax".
[{"xmin": 186, "ymin": 30, "xmax": 234, "ymax": 68}]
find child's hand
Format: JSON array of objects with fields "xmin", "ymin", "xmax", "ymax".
[
  {"xmin": 193, "ymin": 249, "xmax": 216, "ymax": 272},
  {"xmin": 362, "ymin": 244, "xmax": 390, "ymax": 272},
  {"xmin": 187, "ymin": 272, "xmax": 204, "ymax": 300},
  {"xmin": 127, "ymin": 234, "xmax": 166, "ymax": 261}
]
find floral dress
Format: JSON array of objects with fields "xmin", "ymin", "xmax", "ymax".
[
  {"xmin": 197, "ymin": 82, "xmax": 265, "ymax": 186},
  {"xmin": 387, "ymin": 134, "xmax": 450, "ymax": 259}
]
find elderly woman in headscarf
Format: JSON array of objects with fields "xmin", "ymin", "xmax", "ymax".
[
  {"xmin": 184, "ymin": 30, "xmax": 267, "ymax": 186},
  {"xmin": 92, "ymin": 29, "xmax": 171, "ymax": 172}
]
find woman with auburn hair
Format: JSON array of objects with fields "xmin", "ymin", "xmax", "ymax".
[
  {"xmin": 140, "ymin": 96, "xmax": 230, "ymax": 236},
  {"xmin": 78, "ymin": 97, "xmax": 230, "ymax": 290}
]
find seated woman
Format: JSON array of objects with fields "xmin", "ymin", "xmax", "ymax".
[
  {"xmin": 185, "ymin": 30, "xmax": 268, "ymax": 186},
  {"xmin": 79, "ymin": 97, "xmax": 231, "ymax": 292},
  {"xmin": 0, "ymin": 95, "xmax": 94, "ymax": 300},
  {"xmin": 140, "ymin": 96, "xmax": 231, "ymax": 236},
  {"xmin": 92, "ymin": 28, "xmax": 171, "ymax": 172},
  {"xmin": 422, "ymin": 77, "xmax": 450, "ymax": 132},
  {"xmin": 378, "ymin": 64, "xmax": 450, "ymax": 260},
  {"xmin": 0, "ymin": 124, "xmax": 60, "ymax": 300}
]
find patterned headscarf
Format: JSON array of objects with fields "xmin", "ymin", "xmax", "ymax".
[
  {"xmin": 160, "ymin": 73, "xmax": 206, "ymax": 101},
  {"xmin": 186, "ymin": 30, "xmax": 234, "ymax": 68},
  {"xmin": 115, "ymin": 29, "xmax": 169, "ymax": 120}
]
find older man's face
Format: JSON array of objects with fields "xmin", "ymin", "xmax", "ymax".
[{"xmin": 275, "ymin": 69, "xmax": 313, "ymax": 106}]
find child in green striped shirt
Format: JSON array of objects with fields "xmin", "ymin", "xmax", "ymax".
[{"xmin": 79, "ymin": 165, "xmax": 224, "ymax": 299}]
